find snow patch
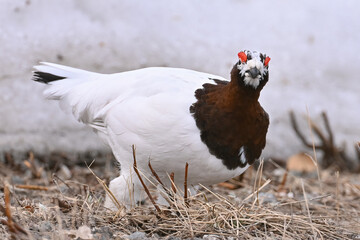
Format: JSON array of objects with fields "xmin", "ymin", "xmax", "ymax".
[{"xmin": 0, "ymin": 0, "xmax": 359, "ymax": 160}]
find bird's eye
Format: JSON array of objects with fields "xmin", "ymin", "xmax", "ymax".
[
  {"xmin": 238, "ymin": 52, "xmax": 247, "ymax": 63},
  {"xmin": 264, "ymin": 56, "xmax": 271, "ymax": 66}
]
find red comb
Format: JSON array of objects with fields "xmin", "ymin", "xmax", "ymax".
[
  {"xmin": 238, "ymin": 52, "xmax": 247, "ymax": 63},
  {"xmin": 264, "ymin": 56, "xmax": 271, "ymax": 66}
]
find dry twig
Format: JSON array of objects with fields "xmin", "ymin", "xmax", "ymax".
[
  {"xmin": 15, "ymin": 184, "xmax": 49, "ymax": 191},
  {"xmin": 290, "ymin": 111, "xmax": 359, "ymax": 171},
  {"xmin": 184, "ymin": 162, "xmax": 189, "ymax": 206},
  {"xmin": 132, "ymin": 145, "xmax": 161, "ymax": 213},
  {"xmin": 170, "ymin": 172, "xmax": 176, "ymax": 194},
  {"xmin": 148, "ymin": 160, "xmax": 165, "ymax": 189},
  {"xmin": 23, "ymin": 151, "xmax": 43, "ymax": 178},
  {"xmin": 277, "ymin": 171, "xmax": 288, "ymax": 193},
  {"xmin": 0, "ymin": 184, "xmax": 28, "ymax": 236}
]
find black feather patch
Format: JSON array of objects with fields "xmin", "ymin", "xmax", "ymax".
[{"xmin": 33, "ymin": 71, "xmax": 66, "ymax": 84}]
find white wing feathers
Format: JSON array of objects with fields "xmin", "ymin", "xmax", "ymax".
[{"xmin": 34, "ymin": 62, "xmax": 227, "ymax": 136}]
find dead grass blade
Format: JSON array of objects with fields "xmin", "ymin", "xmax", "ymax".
[
  {"xmin": 301, "ymin": 179, "xmax": 318, "ymax": 239},
  {"xmin": 305, "ymin": 108, "xmax": 323, "ymax": 192},
  {"xmin": 170, "ymin": 172, "xmax": 176, "ymax": 194},
  {"xmin": 243, "ymin": 179, "xmax": 271, "ymax": 203},
  {"xmin": 85, "ymin": 160, "xmax": 123, "ymax": 211}
]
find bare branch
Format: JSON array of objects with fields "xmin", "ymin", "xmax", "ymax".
[
  {"xmin": 290, "ymin": 111, "xmax": 357, "ymax": 172},
  {"xmin": 289, "ymin": 111, "xmax": 322, "ymax": 149},
  {"xmin": 309, "ymin": 118, "xmax": 328, "ymax": 148},
  {"xmin": 321, "ymin": 112, "xmax": 334, "ymax": 145}
]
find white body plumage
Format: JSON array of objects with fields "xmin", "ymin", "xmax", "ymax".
[{"xmin": 34, "ymin": 63, "xmax": 249, "ymax": 209}]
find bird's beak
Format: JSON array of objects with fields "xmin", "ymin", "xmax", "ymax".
[{"xmin": 248, "ymin": 67, "xmax": 260, "ymax": 78}]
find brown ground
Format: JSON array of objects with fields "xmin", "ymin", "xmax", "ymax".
[{"xmin": 0, "ymin": 151, "xmax": 359, "ymax": 239}]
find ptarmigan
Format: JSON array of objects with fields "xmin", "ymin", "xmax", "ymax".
[{"xmin": 33, "ymin": 50, "xmax": 270, "ymax": 210}]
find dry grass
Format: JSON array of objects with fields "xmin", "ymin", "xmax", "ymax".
[{"xmin": 0, "ymin": 152, "xmax": 360, "ymax": 239}]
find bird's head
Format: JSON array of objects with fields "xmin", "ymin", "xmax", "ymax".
[{"xmin": 231, "ymin": 50, "xmax": 270, "ymax": 91}]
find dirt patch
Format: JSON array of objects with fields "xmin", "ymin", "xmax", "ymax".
[{"xmin": 0, "ymin": 152, "xmax": 359, "ymax": 239}]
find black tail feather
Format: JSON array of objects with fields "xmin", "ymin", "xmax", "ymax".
[{"xmin": 33, "ymin": 71, "xmax": 66, "ymax": 84}]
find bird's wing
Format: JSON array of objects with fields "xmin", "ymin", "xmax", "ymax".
[
  {"xmin": 91, "ymin": 68, "xmax": 227, "ymax": 135},
  {"xmin": 34, "ymin": 63, "xmax": 227, "ymax": 136}
]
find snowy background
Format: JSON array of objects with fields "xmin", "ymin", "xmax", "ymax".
[{"xmin": 0, "ymin": 0, "xmax": 359, "ymax": 159}]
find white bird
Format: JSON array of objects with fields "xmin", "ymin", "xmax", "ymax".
[{"xmin": 33, "ymin": 50, "xmax": 270, "ymax": 210}]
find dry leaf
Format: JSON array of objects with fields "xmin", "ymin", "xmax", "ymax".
[{"xmin": 286, "ymin": 153, "xmax": 317, "ymax": 173}]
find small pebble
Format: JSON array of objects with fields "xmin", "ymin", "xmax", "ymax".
[
  {"xmin": 58, "ymin": 164, "xmax": 72, "ymax": 179},
  {"xmin": 39, "ymin": 221, "xmax": 53, "ymax": 232},
  {"xmin": 125, "ymin": 231, "xmax": 147, "ymax": 240},
  {"xmin": 203, "ymin": 235, "xmax": 221, "ymax": 240}
]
